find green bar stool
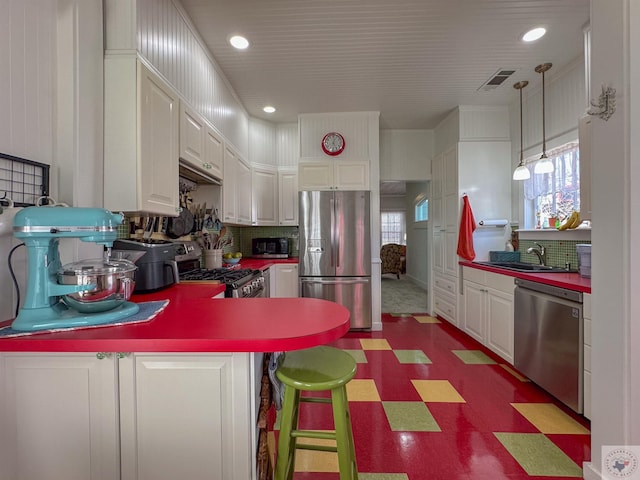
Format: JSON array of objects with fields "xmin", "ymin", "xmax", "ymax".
[{"xmin": 275, "ymin": 345, "xmax": 358, "ymax": 480}]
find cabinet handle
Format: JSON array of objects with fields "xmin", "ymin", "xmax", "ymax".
[
  {"xmin": 117, "ymin": 352, "xmax": 131, "ymax": 359},
  {"xmin": 96, "ymin": 352, "xmax": 112, "ymax": 360}
]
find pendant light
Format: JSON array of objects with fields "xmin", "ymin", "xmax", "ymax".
[
  {"xmin": 534, "ymin": 63, "xmax": 554, "ymax": 174},
  {"xmin": 513, "ymin": 80, "xmax": 530, "ymax": 181}
]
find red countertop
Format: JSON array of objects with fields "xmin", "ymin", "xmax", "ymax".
[
  {"xmin": 238, "ymin": 257, "xmax": 298, "ymax": 270},
  {"xmin": 460, "ymin": 261, "xmax": 591, "ymax": 293},
  {"xmin": 0, "ymin": 283, "xmax": 349, "ymax": 353}
]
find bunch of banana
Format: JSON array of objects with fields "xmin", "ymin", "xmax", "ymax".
[{"xmin": 557, "ymin": 211, "xmax": 581, "ymax": 230}]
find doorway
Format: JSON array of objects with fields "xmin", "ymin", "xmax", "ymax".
[{"xmin": 380, "ymin": 181, "xmax": 429, "ymax": 314}]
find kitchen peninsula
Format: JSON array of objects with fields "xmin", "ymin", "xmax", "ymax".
[{"xmin": 0, "ymin": 289, "xmax": 349, "ymax": 480}]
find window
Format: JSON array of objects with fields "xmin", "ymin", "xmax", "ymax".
[
  {"xmin": 381, "ymin": 211, "xmax": 406, "ymax": 245},
  {"xmin": 524, "ymin": 143, "xmax": 580, "ymax": 228},
  {"xmin": 415, "ymin": 197, "xmax": 428, "ymax": 222}
]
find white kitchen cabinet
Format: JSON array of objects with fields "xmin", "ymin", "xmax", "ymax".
[
  {"xmin": 204, "ymin": 126, "xmax": 224, "ymax": 180},
  {"xmin": 236, "ymin": 156, "xmax": 252, "ymax": 225},
  {"xmin": 432, "ymin": 271, "xmax": 457, "ymax": 325},
  {"xmin": 104, "ymin": 59, "xmax": 180, "ymax": 215},
  {"xmin": 180, "ymin": 102, "xmax": 224, "ymax": 180},
  {"xmin": 0, "ymin": 352, "xmax": 259, "ymax": 480},
  {"xmin": 429, "ymin": 107, "xmax": 512, "ymax": 324},
  {"xmin": 119, "ymin": 353, "xmax": 256, "ymax": 480},
  {"xmin": 252, "ymin": 165, "xmax": 278, "ymax": 226},
  {"xmin": 583, "ymin": 292, "xmax": 592, "ymax": 419},
  {"xmin": 430, "ymin": 147, "xmax": 459, "ymax": 324},
  {"xmin": 278, "ymin": 168, "xmax": 298, "ymax": 225},
  {"xmin": 461, "ymin": 267, "xmax": 515, "ymax": 363},
  {"xmin": 223, "ymin": 146, "xmax": 238, "ymax": 223},
  {"xmin": 271, "ymin": 263, "xmax": 299, "ymax": 298},
  {"xmin": 298, "ymin": 160, "xmax": 369, "ymax": 191},
  {"xmin": 0, "ymin": 353, "xmax": 119, "ymax": 480}
]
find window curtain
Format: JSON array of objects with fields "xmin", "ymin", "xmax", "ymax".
[{"xmin": 524, "ymin": 142, "xmax": 579, "ymax": 200}]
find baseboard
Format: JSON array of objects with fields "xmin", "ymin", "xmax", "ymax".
[
  {"xmin": 405, "ymin": 274, "xmax": 427, "ymax": 290},
  {"xmin": 583, "ymin": 461, "xmax": 601, "ymax": 480}
]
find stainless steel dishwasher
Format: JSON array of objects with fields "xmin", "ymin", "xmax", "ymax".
[{"xmin": 514, "ymin": 278, "xmax": 583, "ymax": 413}]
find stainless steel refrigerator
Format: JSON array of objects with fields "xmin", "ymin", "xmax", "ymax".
[{"xmin": 299, "ymin": 190, "xmax": 371, "ymax": 329}]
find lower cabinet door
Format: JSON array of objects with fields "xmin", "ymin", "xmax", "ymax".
[
  {"xmin": 0, "ymin": 353, "xmax": 119, "ymax": 480},
  {"xmin": 118, "ymin": 353, "xmax": 254, "ymax": 480},
  {"xmin": 462, "ymin": 281, "xmax": 485, "ymax": 344},
  {"xmin": 486, "ymin": 289, "xmax": 514, "ymax": 363}
]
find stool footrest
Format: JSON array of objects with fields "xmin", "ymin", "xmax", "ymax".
[
  {"xmin": 292, "ymin": 429, "xmax": 336, "ymax": 440},
  {"xmin": 301, "ymin": 397, "xmax": 331, "ymax": 404},
  {"xmin": 295, "ymin": 443, "xmax": 338, "ymax": 453}
]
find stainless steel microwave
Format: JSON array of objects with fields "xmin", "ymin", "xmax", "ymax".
[{"xmin": 251, "ymin": 237, "xmax": 289, "ymax": 258}]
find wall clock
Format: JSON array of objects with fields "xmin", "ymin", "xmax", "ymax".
[{"xmin": 321, "ymin": 132, "xmax": 345, "ymax": 156}]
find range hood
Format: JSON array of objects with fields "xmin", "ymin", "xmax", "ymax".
[{"xmin": 178, "ymin": 160, "xmax": 222, "ymax": 186}]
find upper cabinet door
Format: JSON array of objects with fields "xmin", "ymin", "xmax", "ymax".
[
  {"xmin": 236, "ymin": 157, "xmax": 252, "ymax": 225},
  {"xmin": 138, "ymin": 63, "xmax": 180, "ymax": 215},
  {"xmin": 222, "ymin": 146, "xmax": 237, "ymax": 223},
  {"xmin": 278, "ymin": 169, "xmax": 298, "ymax": 225},
  {"xmin": 179, "ymin": 102, "xmax": 205, "ymax": 168},
  {"xmin": 334, "ymin": 161, "xmax": 369, "ymax": 190},
  {"xmin": 180, "ymin": 101, "xmax": 224, "ymax": 181},
  {"xmin": 204, "ymin": 126, "xmax": 224, "ymax": 180},
  {"xmin": 298, "ymin": 161, "xmax": 333, "ymax": 190},
  {"xmin": 252, "ymin": 165, "xmax": 277, "ymax": 226},
  {"xmin": 104, "ymin": 59, "xmax": 180, "ymax": 215}
]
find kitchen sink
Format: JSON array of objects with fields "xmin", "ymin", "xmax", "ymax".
[{"xmin": 477, "ymin": 261, "xmax": 574, "ymax": 273}]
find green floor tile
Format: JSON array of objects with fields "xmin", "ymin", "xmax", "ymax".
[
  {"xmin": 344, "ymin": 349, "xmax": 368, "ymax": 363},
  {"xmin": 393, "ymin": 349, "xmax": 432, "ymax": 364},
  {"xmin": 494, "ymin": 432, "xmax": 583, "ymax": 477},
  {"xmin": 382, "ymin": 401, "xmax": 441, "ymax": 432},
  {"xmin": 359, "ymin": 474, "xmax": 409, "ymax": 480},
  {"xmin": 452, "ymin": 349, "xmax": 497, "ymax": 364}
]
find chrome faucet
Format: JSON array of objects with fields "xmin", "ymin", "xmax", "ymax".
[{"xmin": 527, "ymin": 242, "xmax": 547, "ymax": 266}]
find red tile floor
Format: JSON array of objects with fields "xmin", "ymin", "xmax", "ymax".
[{"xmin": 270, "ymin": 313, "xmax": 591, "ymax": 480}]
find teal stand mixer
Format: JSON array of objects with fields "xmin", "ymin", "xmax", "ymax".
[{"xmin": 11, "ymin": 207, "xmax": 140, "ymax": 332}]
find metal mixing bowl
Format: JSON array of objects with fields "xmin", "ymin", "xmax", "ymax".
[{"xmin": 57, "ymin": 258, "xmax": 137, "ymax": 313}]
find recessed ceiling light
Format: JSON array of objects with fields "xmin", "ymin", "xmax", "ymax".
[
  {"xmin": 229, "ymin": 35, "xmax": 249, "ymax": 50},
  {"xmin": 263, "ymin": 106, "xmax": 276, "ymax": 113},
  {"xmin": 522, "ymin": 27, "xmax": 546, "ymax": 42}
]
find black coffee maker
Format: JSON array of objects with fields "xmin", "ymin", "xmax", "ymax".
[{"xmin": 113, "ymin": 239, "xmax": 179, "ymax": 292}]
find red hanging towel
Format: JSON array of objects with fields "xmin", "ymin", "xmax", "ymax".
[{"xmin": 457, "ymin": 195, "xmax": 476, "ymax": 261}]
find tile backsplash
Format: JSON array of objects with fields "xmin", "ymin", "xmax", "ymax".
[
  {"xmin": 517, "ymin": 239, "xmax": 590, "ymax": 270},
  {"xmin": 118, "ymin": 216, "xmax": 299, "ymax": 258}
]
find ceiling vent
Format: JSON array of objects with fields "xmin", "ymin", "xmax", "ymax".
[{"xmin": 478, "ymin": 69, "xmax": 516, "ymax": 92}]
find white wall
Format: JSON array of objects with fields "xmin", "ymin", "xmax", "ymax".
[
  {"xmin": 405, "ymin": 182, "xmax": 429, "ymax": 289},
  {"xmin": 380, "ymin": 129, "xmax": 433, "ymax": 181},
  {"xmin": 104, "ymin": 0, "xmax": 250, "ymax": 158},
  {"xmin": 584, "ymin": 1, "xmax": 640, "ymax": 479},
  {"xmin": 0, "ymin": 0, "xmax": 55, "ymax": 164},
  {"xmin": 0, "ymin": 0, "xmax": 104, "ymax": 323}
]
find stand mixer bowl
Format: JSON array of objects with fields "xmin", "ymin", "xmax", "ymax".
[{"xmin": 57, "ymin": 258, "xmax": 137, "ymax": 313}]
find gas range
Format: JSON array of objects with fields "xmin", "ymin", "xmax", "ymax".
[
  {"xmin": 175, "ymin": 241, "xmax": 265, "ymax": 298},
  {"xmin": 180, "ymin": 267, "xmax": 265, "ymax": 298}
]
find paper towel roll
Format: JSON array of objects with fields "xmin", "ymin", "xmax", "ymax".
[{"xmin": 478, "ymin": 219, "xmax": 508, "ymax": 227}]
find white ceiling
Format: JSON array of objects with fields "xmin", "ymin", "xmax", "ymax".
[{"xmin": 179, "ymin": 0, "xmax": 590, "ymax": 130}]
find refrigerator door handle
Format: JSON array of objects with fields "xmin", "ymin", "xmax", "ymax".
[
  {"xmin": 330, "ymin": 195, "xmax": 336, "ymax": 267},
  {"xmin": 334, "ymin": 194, "xmax": 340, "ymax": 268},
  {"xmin": 300, "ymin": 278, "xmax": 370, "ymax": 285}
]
